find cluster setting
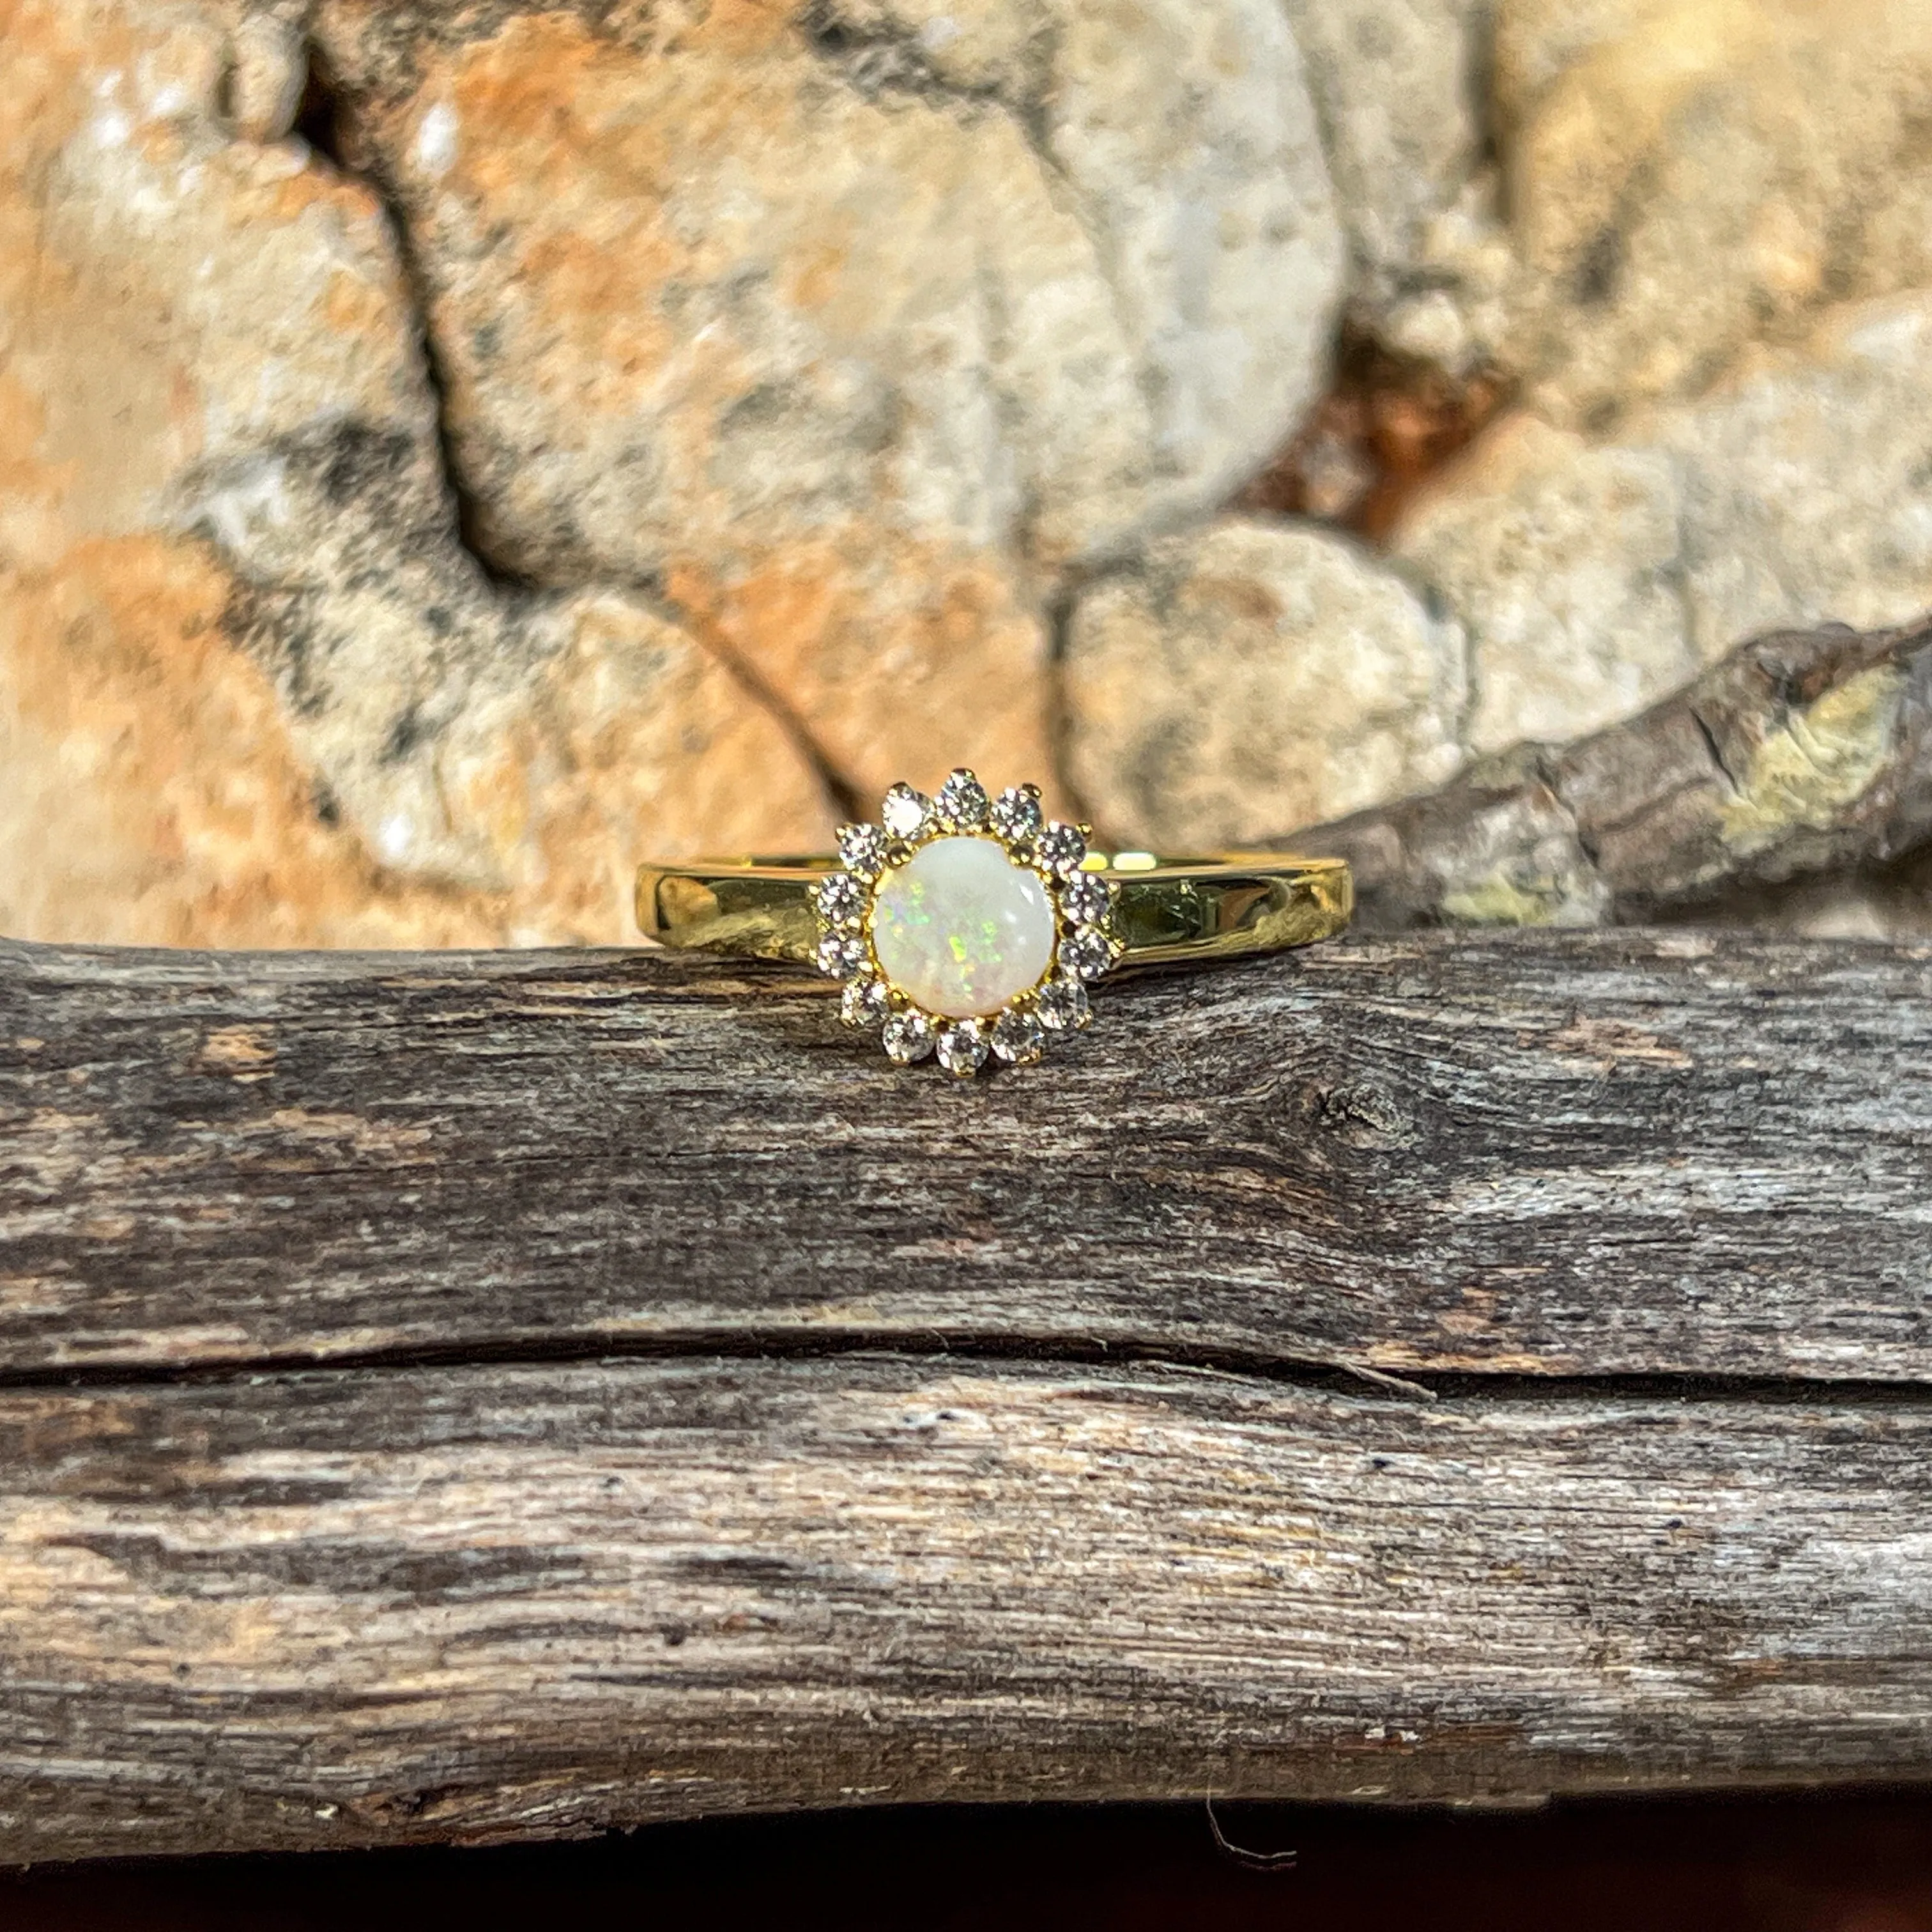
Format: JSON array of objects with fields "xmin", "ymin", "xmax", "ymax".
[{"xmin": 812, "ymin": 769, "xmax": 1121, "ymax": 1076}]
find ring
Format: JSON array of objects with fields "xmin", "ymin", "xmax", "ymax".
[{"xmin": 636, "ymin": 769, "xmax": 1351, "ymax": 1077}]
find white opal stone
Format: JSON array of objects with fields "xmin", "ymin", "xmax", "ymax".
[{"xmin": 870, "ymin": 836, "xmax": 1057, "ymax": 1019}]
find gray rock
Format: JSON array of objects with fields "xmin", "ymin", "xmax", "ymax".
[
  {"xmin": 1395, "ymin": 293, "xmax": 1932, "ymax": 757},
  {"xmin": 1494, "ymin": 0, "xmax": 1932, "ymax": 425},
  {"xmin": 1393, "ymin": 417, "xmax": 1694, "ymax": 755},
  {"xmin": 1063, "ymin": 518, "xmax": 1467, "ymax": 848},
  {"xmin": 1284, "ymin": 0, "xmax": 1494, "ymax": 330}
]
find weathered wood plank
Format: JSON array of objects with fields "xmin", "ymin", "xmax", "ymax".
[
  {"xmin": 3, "ymin": 1354, "xmax": 1932, "ymax": 1860},
  {"xmin": 1, "ymin": 930, "xmax": 1928, "ymax": 1378}
]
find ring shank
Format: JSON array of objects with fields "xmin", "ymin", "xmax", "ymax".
[{"xmin": 635, "ymin": 852, "xmax": 1352, "ymax": 966}]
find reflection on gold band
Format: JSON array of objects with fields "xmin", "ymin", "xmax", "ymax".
[{"xmin": 635, "ymin": 852, "xmax": 1353, "ymax": 967}]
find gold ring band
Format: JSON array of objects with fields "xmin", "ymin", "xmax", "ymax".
[
  {"xmin": 634, "ymin": 767, "xmax": 1350, "ymax": 1076},
  {"xmin": 636, "ymin": 851, "xmax": 1353, "ymax": 967}
]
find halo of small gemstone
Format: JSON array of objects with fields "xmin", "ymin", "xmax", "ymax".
[
  {"xmin": 1058, "ymin": 927, "xmax": 1117, "ymax": 982},
  {"xmin": 936, "ymin": 768, "xmax": 990, "ymax": 831},
  {"xmin": 815, "ymin": 871, "xmax": 867, "ymax": 926},
  {"xmin": 881, "ymin": 784, "xmax": 932, "ymax": 839},
  {"xmin": 935, "ymin": 1019, "xmax": 989, "ymax": 1077},
  {"xmin": 1035, "ymin": 977, "xmax": 1091, "ymax": 1031},
  {"xmin": 837, "ymin": 822, "xmax": 887, "ymax": 878},
  {"xmin": 882, "ymin": 1009, "xmax": 936, "ymax": 1064},
  {"xmin": 990, "ymin": 1007, "xmax": 1045, "ymax": 1064},
  {"xmin": 816, "ymin": 931, "xmax": 866, "ymax": 979},
  {"xmin": 812, "ymin": 769, "xmax": 1112, "ymax": 1075},
  {"xmin": 1059, "ymin": 869, "xmax": 1112, "ymax": 927},
  {"xmin": 990, "ymin": 784, "xmax": 1044, "ymax": 846},
  {"xmin": 840, "ymin": 977, "xmax": 890, "ymax": 1029},
  {"xmin": 1035, "ymin": 820, "xmax": 1087, "ymax": 878}
]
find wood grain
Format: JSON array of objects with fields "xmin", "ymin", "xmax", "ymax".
[
  {"xmin": 4, "ymin": 1356, "xmax": 1932, "ymax": 1860},
  {"xmin": 3, "ymin": 927, "xmax": 1931, "ymax": 1857},
  {"xmin": 1, "ymin": 930, "xmax": 1927, "ymax": 1379},
  {"xmin": 1305, "ymin": 615, "xmax": 1932, "ymax": 928}
]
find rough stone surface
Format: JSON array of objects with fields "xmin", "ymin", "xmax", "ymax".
[
  {"xmin": 1492, "ymin": 0, "xmax": 1932, "ymax": 426},
  {"xmin": 312, "ymin": 0, "xmax": 1345, "ymax": 801},
  {"xmin": 1, "ymin": 0, "xmax": 834, "ymax": 946},
  {"xmin": 1392, "ymin": 416, "xmax": 1694, "ymax": 755},
  {"xmin": 1395, "ymin": 294, "xmax": 1932, "ymax": 755},
  {"xmin": 1300, "ymin": 616, "xmax": 1932, "ymax": 935},
  {"xmin": 1284, "ymin": 0, "xmax": 1494, "ymax": 338},
  {"xmin": 1064, "ymin": 518, "xmax": 1466, "ymax": 850},
  {"xmin": 10, "ymin": 0, "xmax": 1932, "ymax": 947}
]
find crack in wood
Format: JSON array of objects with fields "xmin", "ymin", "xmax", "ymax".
[
  {"xmin": 5, "ymin": 1331, "xmax": 1932, "ymax": 1407},
  {"xmin": 2, "ymin": 924, "xmax": 1928, "ymax": 1851}
]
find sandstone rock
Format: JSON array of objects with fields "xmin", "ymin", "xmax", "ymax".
[
  {"xmin": 1659, "ymin": 300, "xmax": 1932, "ymax": 663},
  {"xmin": 0, "ymin": 531, "xmax": 503, "ymax": 949},
  {"xmin": 12, "ymin": 0, "xmax": 1932, "ymax": 953},
  {"xmin": 311, "ymin": 0, "xmax": 1345, "ymax": 798},
  {"xmin": 1396, "ymin": 293, "xmax": 1932, "ymax": 756},
  {"xmin": 1062, "ymin": 518, "xmax": 1466, "ymax": 850},
  {"xmin": 1, "ymin": 0, "xmax": 834, "ymax": 946},
  {"xmin": 1494, "ymin": 0, "xmax": 1932, "ymax": 425},
  {"xmin": 225, "ymin": 9, "xmax": 307, "ymax": 143}
]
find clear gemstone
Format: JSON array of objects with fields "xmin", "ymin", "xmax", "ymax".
[
  {"xmin": 1035, "ymin": 977, "xmax": 1091, "ymax": 1031},
  {"xmin": 1059, "ymin": 870, "xmax": 1112, "ymax": 926},
  {"xmin": 817, "ymin": 932, "xmax": 866, "ymax": 979},
  {"xmin": 838, "ymin": 822, "xmax": 887, "ymax": 878},
  {"xmin": 815, "ymin": 871, "xmax": 867, "ymax": 926},
  {"xmin": 1035, "ymin": 820, "xmax": 1087, "ymax": 878},
  {"xmin": 936, "ymin": 1019, "xmax": 989, "ymax": 1077},
  {"xmin": 870, "ymin": 834, "xmax": 1058, "ymax": 1020},
  {"xmin": 990, "ymin": 785, "xmax": 1044, "ymax": 845},
  {"xmin": 882, "ymin": 1009, "xmax": 935, "ymax": 1064},
  {"xmin": 1059, "ymin": 928, "xmax": 1117, "ymax": 981},
  {"xmin": 936, "ymin": 768, "xmax": 990, "ymax": 830},
  {"xmin": 990, "ymin": 1008, "xmax": 1045, "ymax": 1065},
  {"xmin": 840, "ymin": 977, "xmax": 889, "ymax": 1029},
  {"xmin": 881, "ymin": 784, "xmax": 931, "ymax": 839}
]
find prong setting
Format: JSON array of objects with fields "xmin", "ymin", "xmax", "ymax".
[{"xmin": 811, "ymin": 769, "xmax": 1119, "ymax": 1075}]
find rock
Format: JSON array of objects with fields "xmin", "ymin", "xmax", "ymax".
[
  {"xmin": 225, "ymin": 10, "xmax": 308, "ymax": 143},
  {"xmin": 12, "ymin": 0, "xmax": 1932, "ymax": 951},
  {"xmin": 190, "ymin": 422, "xmax": 838, "ymax": 941},
  {"xmin": 1282, "ymin": 0, "xmax": 1492, "ymax": 326},
  {"xmin": 311, "ymin": 0, "xmax": 1345, "ymax": 797},
  {"xmin": 445, "ymin": 589, "xmax": 844, "ymax": 945},
  {"xmin": 1659, "ymin": 299, "xmax": 1932, "ymax": 662},
  {"xmin": 1301, "ymin": 613, "xmax": 1932, "ymax": 934},
  {"xmin": 0, "ymin": 531, "xmax": 502, "ymax": 949},
  {"xmin": 1395, "ymin": 292, "xmax": 1932, "ymax": 755},
  {"xmin": 1062, "ymin": 519, "xmax": 1467, "ymax": 850},
  {"xmin": 1392, "ymin": 415, "xmax": 1694, "ymax": 754},
  {"xmin": 1494, "ymin": 0, "xmax": 1932, "ymax": 426},
  {"xmin": 0, "ymin": 0, "xmax": 834, "ymax": 946}
]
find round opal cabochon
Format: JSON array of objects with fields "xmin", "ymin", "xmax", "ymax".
[{"xmin": 870, "ymin": 835, "xmax": 1057, "ymax": 1019}]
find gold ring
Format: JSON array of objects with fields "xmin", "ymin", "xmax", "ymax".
[{"xmin": 636, "ymin": 769, "xmax": 1351, "ymax": 1077}]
